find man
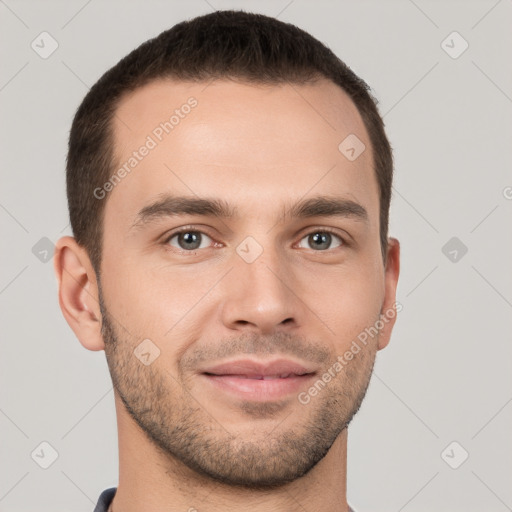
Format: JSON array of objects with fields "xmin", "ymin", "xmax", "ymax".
[{"xmin": 54, "ymin": 10, "xmax": 400, "ymax": 512}]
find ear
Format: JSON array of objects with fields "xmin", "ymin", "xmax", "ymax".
[
  {"xmin": 53, "ymin": 236, "xmax": 105, "ymax": 351},
  {"xmin": 377, "ymin": 237, "xmax": 400, "ymax": 351}
]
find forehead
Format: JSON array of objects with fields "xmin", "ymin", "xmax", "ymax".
[{"xmin": 105, "ymin": 78, "xmax": 377, "ymax": 229}]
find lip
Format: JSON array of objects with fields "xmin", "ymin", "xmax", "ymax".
[{"xmin": 200, "ymin": 358, "xmax": 317, "ymax": 402}]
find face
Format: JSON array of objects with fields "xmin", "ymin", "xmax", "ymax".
[{"xmin": 96, "ymin": 78, "xmax": 398, "ymax": 487}]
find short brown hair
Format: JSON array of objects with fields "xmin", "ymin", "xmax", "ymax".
[{"xmin": 66, "ymin": 10, "xmax": 393, "ymax": 275}]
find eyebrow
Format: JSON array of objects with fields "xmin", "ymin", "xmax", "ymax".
[{"xmin": 129, "ymin": 194, "xmax": 368, "ymax": 231}]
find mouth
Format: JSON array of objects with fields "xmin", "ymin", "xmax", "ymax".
[
  {"xmin": 204, "ymin": 373, "xmax": 308, "ymax": 379},
  {"xmin": 199, "ymin": 358, "xmax": 317, "ymax": 401}
]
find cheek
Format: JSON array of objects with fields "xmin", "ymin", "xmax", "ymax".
[
  {"xmin": 304, "ymin": 261, "xmax": 384, "ymax": 350},
  {"xmin": 100, "ymin": 257, "xmax": 161, "ymax": 335},
  {"xmin": 101, "ymin": 258, "xmax": 217, "ymax": 349}
]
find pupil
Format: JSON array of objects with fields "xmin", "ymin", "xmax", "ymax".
[
  {"xmin": 180, "ymin": 232, "xmax": 201, "ymax": 250},
  {"xmin": 310, "ymin": 232, "xmax": 331, "ymax": 250}
]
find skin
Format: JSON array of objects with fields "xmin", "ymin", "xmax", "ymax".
[{"xmin": 54, "ymin": 78, "xmax": 400, "ymax": 512}]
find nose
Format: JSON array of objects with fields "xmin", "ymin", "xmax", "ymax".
[{"xmin": 220, "ymin": 247, "xmax": 305, "ymax": 335}]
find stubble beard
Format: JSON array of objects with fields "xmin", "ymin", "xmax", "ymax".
[{"xmin": 99, "ymin": 290, "xmax": 377, "ymax": 488}]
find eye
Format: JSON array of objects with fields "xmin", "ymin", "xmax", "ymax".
[
  {"xmin": 297, "ymin": 230, "xmax": 344, "ymax": 251},
  {"xmin": 166, "ymin": 230, "xmax": 213, "ymax": 251}
]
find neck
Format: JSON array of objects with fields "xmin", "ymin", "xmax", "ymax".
[{"xmin": 111, "ymin": 393, "xmax": 350, "ymax": 512}]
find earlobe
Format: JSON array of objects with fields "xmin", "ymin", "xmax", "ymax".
[
  {"xmin": 54, "ymin": 236, "xmax": 105, "ymax": 352},
  {"xmin": 377, "ymin": 237, "xmax": 401, "ymax": 351}
]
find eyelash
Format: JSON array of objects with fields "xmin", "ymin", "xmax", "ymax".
[{"xmin": 161, "ymin": 226, "xmax": 349, "ymax": 255}]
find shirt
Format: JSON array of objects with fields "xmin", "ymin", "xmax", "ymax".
[{"xmin": 93, "ymin": 487, "xmax": 356, "ymax": 511}]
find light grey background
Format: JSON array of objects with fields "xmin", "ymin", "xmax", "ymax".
[{"xmin": 1, "ymin": 1, "xmax": 511, "ymax": 511}]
